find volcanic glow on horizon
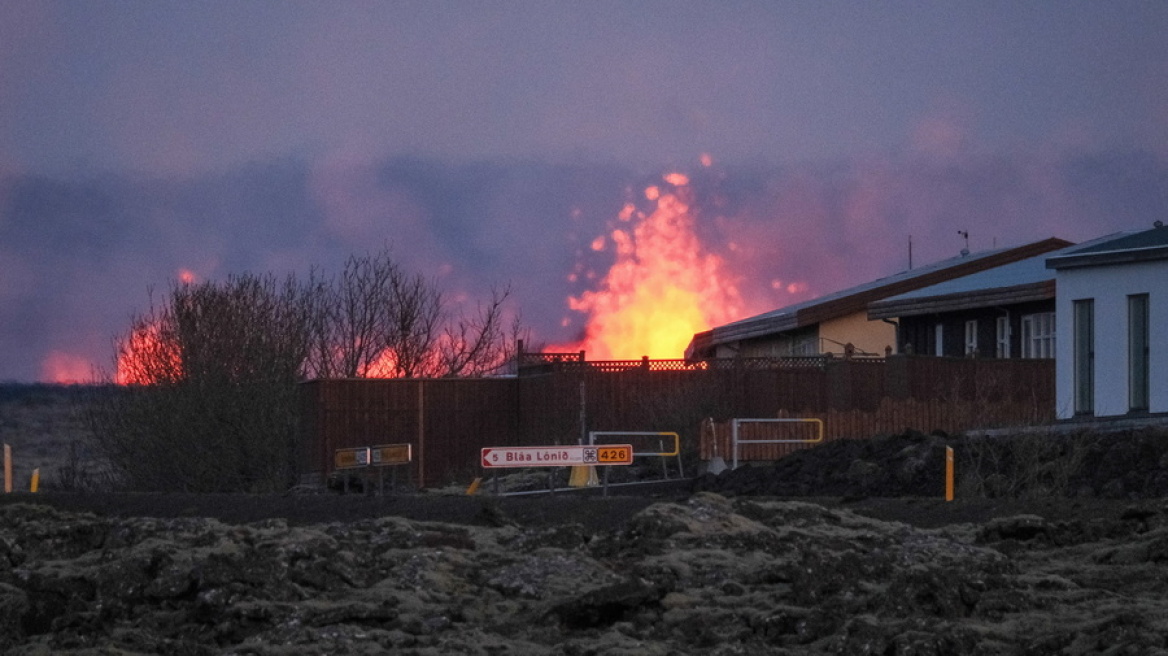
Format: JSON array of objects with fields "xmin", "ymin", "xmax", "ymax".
[
  {"xmin": 39, "ymin": 351, "xmax": 96, "ymax": 384},
  {"xmin": 550, "ymin": 172, "xmax": 746, "ymax": 360},
  {"xmin": 104, "ymin": 173, "xmax": 759, "ymax": 382}
]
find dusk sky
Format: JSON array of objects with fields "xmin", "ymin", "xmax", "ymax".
[{"xmin": 3, "ymin": 2, "xmax": 1168, "ymax": 382}]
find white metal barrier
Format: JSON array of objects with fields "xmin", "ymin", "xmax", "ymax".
[{"xmin": 731, "ymin": 418, "xmax": 823, "ymax": 469}]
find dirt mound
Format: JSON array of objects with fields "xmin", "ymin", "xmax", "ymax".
[{"xmin": 695, "ymin": 426, "xmax": 1168, "ymax": 500}]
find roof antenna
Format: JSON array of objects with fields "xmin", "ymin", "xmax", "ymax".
[{"xmin": 957, "ymin": 230, "xmax": 970, "ymax": 256}]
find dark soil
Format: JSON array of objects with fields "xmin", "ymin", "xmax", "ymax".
[
  {"xmin": 696, "ymin": 425, "xmax": 1168, "ymax": 499},
  {"xmin": 7, "ymin": 426, "xmax": 1168, "ymax": 655}
]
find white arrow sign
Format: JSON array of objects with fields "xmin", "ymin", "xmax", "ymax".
[{"xmin": 480, "ymin": 444, "xmax": 633, "ymax": 468}]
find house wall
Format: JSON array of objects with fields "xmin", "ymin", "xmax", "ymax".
[
  {"xmin": 818, "ymin": 311, "xmax": 896, "ymax": 356},
  {"xmin": 728, "ymin": 326, "xmax": 818, "ymax": 358},
  {"xmin": 1054, "ymin": 258, "xmax": 1168, "ymax": 418},
  {"xmin": 898, "ymin": 300, "xmax": 1055, "ymax": 358},
  {"xmin": 727, "ymin": 313, "xmax": 893, "ymax": 358}
]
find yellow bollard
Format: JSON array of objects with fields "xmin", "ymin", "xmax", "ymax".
[
  {"xmin": 466, "ymin": 477, "xmax": 482, "ymax": 496},
  {"xmin": 3, "ymin": 444, "xmax": 10, "ymax": 494},
  {"xmin": 569, "ymin": 465, "xmax": 598, "ymax": 487},
  {"xmin": 945, "ymin": 446, "xmax": 954, "ymax": 502},
  {"xmin": 30, "ymin": 468, "xmax": 39, "ymax": 493}
]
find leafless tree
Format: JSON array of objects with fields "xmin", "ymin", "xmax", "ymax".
[
  {"xmin": 305, "ymin": 249, "xmax": 518, "ymax": 379},
  {"xmin": 379, "ymin": 266, "xmax": 444, "ymax": 378},
  {"xmin": 435, "ymin": 285, "xmax": 516, "ymax": 377}
]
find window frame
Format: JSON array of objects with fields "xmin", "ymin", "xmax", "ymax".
[
  {"xmin": 1072, "ymin": 300, "xmax": 1094, "ymax": 416},
  {"xmin": 1129, "ymin": 294, "xmax": 1150, "ymax": 412},
  {"xmin": 1021, "ymin": 311, "xmax": 1055, "ymax": 359},
  {"xmin": 995, "ymin": 315, "xmax": 1011, "ymax": 358}
]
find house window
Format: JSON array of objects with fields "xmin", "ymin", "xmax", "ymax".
[
  {"xmin": 1073, "ymin": 300, "xmax": 1094, "ymax": 415},
  {"xmin": 934, "ymin": 324, "xmax": 944, "ymax": 357},
  {"xmin": 964, "ymin": 320, "xmax": 978, "ymax": 356},
  {"xmin": 995, "ymin": 316, "xmax": 1011, "ymax": 358},
  {"xmin": 1129, "ymin": 294, "xmax": 1149, "ymax": 412},
  {"xmin": 1021, "ymin": 312, "xmax": 1055, "ymax": 359},
  {"xmin": 792, "ymin": 335, "xmax": 818, "ymax": 356}
]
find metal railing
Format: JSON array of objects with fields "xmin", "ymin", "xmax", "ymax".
[{"xmin": 731, "ymin": 418, "xmax": 824, "ymax": 470}]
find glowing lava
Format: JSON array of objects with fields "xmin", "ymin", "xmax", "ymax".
[
  {"xmin": 553, "ymin": 172, "xmax": 745, "ymax": 360},
  {"xmin": 362, "ymin": 348, "xmax": 404, "ymax": 378},
  {"xmin": 40, "ymin": 351, "xmax": 96, "ymax": 384},
  {"xmin": 116, "ymin": 321, "xmax": 181, "ymax": 385}
]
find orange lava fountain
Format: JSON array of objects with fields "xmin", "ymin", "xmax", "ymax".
[{"xmin": 553, "ymin": 172, "xmax": 745, "ymax": 360}]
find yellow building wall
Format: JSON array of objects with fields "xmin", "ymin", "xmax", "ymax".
[{"xmin": 818, "ymin": 312, "xmax": 896, "ymax": 356}]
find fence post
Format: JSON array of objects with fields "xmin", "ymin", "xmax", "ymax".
[{"xmin": 945, "ymin": 446, "xmax": 954, "ymax": 501}]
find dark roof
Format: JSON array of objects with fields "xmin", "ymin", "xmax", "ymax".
[
  {"xmin": 867, "ymin": 281, "xmax": 1055, "ymax": 320},
  {"xmin": 688, "ymin": 237, "xmax": 1072, "ymax": 358},
  {"xmin": 866, "ymin": 232, "xmax": 1123, "ymax": 319},
  {"xmin": 1046, "ymin": 224, "xmax": 1168, "ymax": 270}
]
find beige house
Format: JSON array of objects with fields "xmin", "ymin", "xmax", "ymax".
[{"xmin": 686, "ymin": 237, "xmax": 1071, "ymax": 360}]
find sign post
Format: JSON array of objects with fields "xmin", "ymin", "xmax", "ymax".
[
  {"xmin": 334, "ymin": 447, "xmax": 371, "ymax": 470},
  {"xmin": 3, "ymin": 444, "xmax": 11, "ymax": 494},
  {"xmin": 945, "ymin": 446, "xmax": 954, "ymax": 502},
  {"xmin": 480, "ymin": 444, "xmax": 633, "ymax": 468},
  {"xmin": 481, "ymin": 444, "xmax": 634, "ymax": 497},
  {"xmin": 334, "ymin": 443, "xmax": 413, "ymax": 495}
]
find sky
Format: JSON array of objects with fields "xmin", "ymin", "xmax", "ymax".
[{"xmin": 3, "ymin": 1, "xmax": 1168, "ymax": 382}]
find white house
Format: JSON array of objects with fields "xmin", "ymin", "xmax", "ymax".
[{"xmin": 1046, "ymin": 224, "xmax": 1168, "ymax": 419}]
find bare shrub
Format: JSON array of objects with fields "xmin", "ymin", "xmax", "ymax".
[
  {"xmin": 88, "ymin": 273, "xmax": 314, "ymax": 492},
  {"xmin": 87, "ymin": 249, "xmax": 522, "ymax": 493},
  {"xmin": 52, "ymin": 436, "xmax": 117, "ymax": 492},
  {"xmin": 956, "ymin": 430, "xmax": 1102, "ymax": 498}
]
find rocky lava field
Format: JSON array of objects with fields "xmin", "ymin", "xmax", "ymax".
[{"xmin": 4, "ymin": 426, "xmax": 1168, "ymax": 654}]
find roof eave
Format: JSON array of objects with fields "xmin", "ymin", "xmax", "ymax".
[
  {"xmin": 709, "ymin": 314, "xmax": 800, "ymax": 344},
  {"xmin": 799, "ymin": 237, "xmax": 1070, "ymax": 325},
  {"xmin": 1046, "ymin": 244, "xmax": 1168, "ymax": 270},
  {"xmin": 868, "ymin": 280, "xmax": 1055, "ymax": 319}
]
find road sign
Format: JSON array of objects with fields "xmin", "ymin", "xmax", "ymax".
[
  {"xmin": 371, "ymin": 443, "xmax": 411, "ymax": 466},
  {"xmin": 481, "ymin": 444, "xmax": 633, "ymax": 468},
  {"xmin": 334, "ymin": 447, "xmax": 370, "ymax": 469}
]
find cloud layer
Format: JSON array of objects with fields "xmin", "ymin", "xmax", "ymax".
[
  {"xmin": 3, "ymin": 148, "xmax": 1165, "ymax": 382},
  {"xmin": 4, "ymin": 3, "xmax": 1168, "ymax": 380}
]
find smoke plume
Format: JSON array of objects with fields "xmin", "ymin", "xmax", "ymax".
[{"xmin": 2, "ymin": 149, "xmax": 1165, "ymax": 382}]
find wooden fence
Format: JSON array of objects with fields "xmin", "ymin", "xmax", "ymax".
[
  {"xmin": 300, "ymin": 378, "xmax": 519, "ymax": 489},
  {"xmin": 300, "ymin": 355, "xmax": 1055, "ymax": 486},
  {"xmin": 700, "ymin": 395, "xmax": 1054, "ymax": 463}
]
